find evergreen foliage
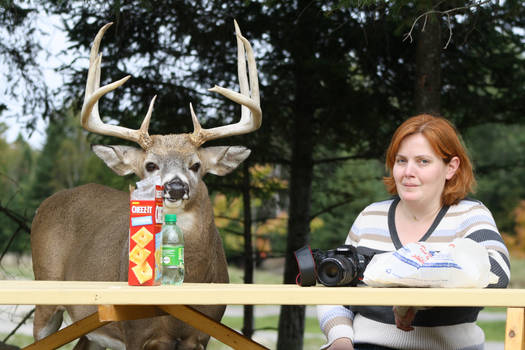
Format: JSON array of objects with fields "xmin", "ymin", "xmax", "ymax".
[
  {"xmin": 0, "ymin": 123, "xmax": 36, "ymax": 252},
  {"xmin": 0, "ymin": 1, "xmax": 524, "ymax": 347}
]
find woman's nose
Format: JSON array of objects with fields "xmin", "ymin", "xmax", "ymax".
[{"xmin": 403, "ymin": 161, "xmax": 416, "ymax": 176}]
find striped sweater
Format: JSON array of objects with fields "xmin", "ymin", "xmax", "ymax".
[{"xmin": 317, "ymin": 197, "xmax": 510, "ymax": 350}]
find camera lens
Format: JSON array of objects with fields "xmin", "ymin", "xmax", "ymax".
[
  {"xmin": 324, "ymin": 262, "xmax": 339, "ymax": 278},
  {"xmin": 317, "ymin": 257, "xmax": 356, "ymax": 287}
]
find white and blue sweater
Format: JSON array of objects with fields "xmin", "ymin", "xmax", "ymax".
[{"xmin": 317, "ymin": 197, "xmax": 511, "ymax": 350}]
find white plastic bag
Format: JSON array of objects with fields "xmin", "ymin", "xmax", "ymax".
[
  {"xmin": 363, "ymin": 238, "xmax": 498, "ymax": 288},
  {"xmin": 131, "ymin": 175, "xmax": 162, "ymax": 200}
]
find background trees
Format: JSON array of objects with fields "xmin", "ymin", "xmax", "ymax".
[{"xmin": 1, "ymin": 0, "xmax": 524, "ymax": 348}]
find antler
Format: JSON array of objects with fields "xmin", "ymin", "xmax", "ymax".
[
  {"xmin": 189, "ymin": 20, "xmax": 262, "ymax": 146},
  {"xmin": 80, "ymin": 22, "xmax": 156, "ymax": 150}
]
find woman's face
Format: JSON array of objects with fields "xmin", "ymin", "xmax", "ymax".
[{"xmin": 393, "ymin": 133, "xmax": 458, "ymax": 207}]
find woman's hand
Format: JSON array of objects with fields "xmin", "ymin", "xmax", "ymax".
[
  {"xmin": 393, "ymin": 306, "xmax": 416, "ymax": 331},
  {"xmin": 327, "ymin": 337, "xmax": 354, "ymax": 350}
]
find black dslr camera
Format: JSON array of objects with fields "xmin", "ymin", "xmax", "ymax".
[{"xmin": 294, "ymin": 245, "xmax": 373, "ymax": 287}]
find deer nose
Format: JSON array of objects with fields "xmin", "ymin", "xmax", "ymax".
[{"xmin": 164, "ymin": 178, "xmax": 189, "ymax": 201}]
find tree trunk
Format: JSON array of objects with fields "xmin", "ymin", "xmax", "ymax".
[
  {"xmin": 276, "ymin": 144, "xmax": 313, "ymax": 349},
  {"xmin": 414, "ymin": 9, "xmax": 442, "ymax": 115},
  {"xmin": 242, "ymin": 163, "xmax": 255, "ymax": 339},
  {"xmin": 276, "ymin": 1, "xmax": 316, "ymax": 340},
  {"xmin": 276, "ymin": 107, "xmax": 314, "ymax": 349}
]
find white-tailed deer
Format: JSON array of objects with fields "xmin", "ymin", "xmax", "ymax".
[{"xmin": 31, "ymin": 21, "xmax": 261, "ymax": 350}]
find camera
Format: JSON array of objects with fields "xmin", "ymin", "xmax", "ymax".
[{"xmin": 294, "ymin": 245, "xmax": 373, "ymax": 287}]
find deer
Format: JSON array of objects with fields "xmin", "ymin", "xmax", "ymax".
[{"xmin": 30, "ymin": 20, "xmax": 261, "ymax": 350}]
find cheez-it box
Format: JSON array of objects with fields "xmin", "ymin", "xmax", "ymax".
[{"xmin": 128, "ymin": 184, "xmax": 163, "ymax": 286}]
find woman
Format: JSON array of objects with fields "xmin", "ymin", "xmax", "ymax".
[{"xmin": 318, "ymin": 114, "xmax": 510, "ymax": 350}]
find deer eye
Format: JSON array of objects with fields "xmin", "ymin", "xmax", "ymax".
[
  {"xmin": 145, "ymin": 162, "xmax": 159, "ymax": 172},
  {"xmin": 189, "ymin": 162, "xmax": 201, "ymax": 172}
]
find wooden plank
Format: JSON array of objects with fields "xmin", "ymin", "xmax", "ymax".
[
  {"xmin": 505, "ymin": 308, "xmax": 525, "ymax": 350},
  {"xmin": 98, "ymin": 304, "xmax": 164, "ymax": 321},
  {"xmin": 22, "ymin": 312, "xmax": 108, "ymax": 350},
  {"xmin": 2, "ymin": 281, "xmax": 525, "ymax": 307},
  {"xmin": 160, "ymin": 305, "xmax": 269, "ymax": 350}
]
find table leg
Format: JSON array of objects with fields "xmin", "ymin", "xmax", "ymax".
[
  {"xmin": 22, "ymin": 312, "xmax": 108, "ymax": 350},
  {"xmin": 505, "ymin": 307, "xmax": 525, "ymax": 350},
  {"xmin": 160, "ymin": 305, "xmax": 269, "ymax": 350}
]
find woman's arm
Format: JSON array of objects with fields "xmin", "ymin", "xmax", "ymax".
[
  {"xmin": 463, "ymin": 203, "xmax": 511, "ymax": 288},
  {"xmin": 317, "ymin": 305, "xmax": 355, "ymax": 350}
]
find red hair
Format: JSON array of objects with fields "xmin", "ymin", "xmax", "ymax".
[{"xmin": 383, "ymin": 114, "xmax": 476, "ymax": 206}]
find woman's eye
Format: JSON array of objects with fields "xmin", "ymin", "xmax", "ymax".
[
  {"xmin": 189, "ymin": 162, "xmax": 201, "ymax": 172},
  {"xmin": 395, "ymin": 158, "xmax": 406, "ymax": 164},
  {"xmin": 145, "ymin": 162, "xmax": 159, "ymax": 172}
]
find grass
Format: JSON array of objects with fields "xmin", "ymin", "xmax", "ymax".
[
  {"xmin": 509, "ymin": 258, "xmax": 525, "ymax": 288},
  {"xmin": 227, "ymin": 264, "xmax": 283, "ymax": 284},
  {"xmin": 219, "ymin": 314, "xmax": 321, "ymax": 334},
  {"xmin": 477, "ymin": 321, "xmax": 506, "ymax": 342},
  {"xmin": 484, "ymin": 307, "xmax": 506, "ymax": 313},
  {"xmin": 206, "ymin": 313, "xmax": 326, "ymax": 350}
]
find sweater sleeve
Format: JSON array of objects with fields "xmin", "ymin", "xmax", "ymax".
[
  {"xmin": 462, "ymin": 202, "xmax": 511, "ymax": 288},
  {"xmin": 317, "ymin": 215, "xmax": 363, "ymax": 348},
  {"xmin": 317, "ymin": 305, "xmax": 355, "ymax": 349}
]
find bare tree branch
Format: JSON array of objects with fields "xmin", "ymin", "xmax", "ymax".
[
  {"xmin": 2, "ymin": 307, "xmax": 34, "ymax": 344},
  {"xmin": 0, "ymin": 227, "xmax": 23, "ymax": 263},
  {"xmin": 0, "ymin": 204, "xmax": 31, "ymax": 266},
  {"xmin": 0, "ymin": 205, "xmax": 31, "ymax": 233},
  {"xmin": 403, "ymin": 0, "xmax": 492, "ymax": 49}
]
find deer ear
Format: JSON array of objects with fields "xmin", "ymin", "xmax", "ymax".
[
  {"xmin": 91, "ymin": 145, "xmax": 145, "ymax": 176},
  {"xmin": 199, "ymin": 146, "xmax": 251, "ymax": 176}
]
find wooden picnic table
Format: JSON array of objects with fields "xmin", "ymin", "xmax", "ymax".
[{"xmin": 0, "ymin": 280, "xmax": 524, "ymax": 349}]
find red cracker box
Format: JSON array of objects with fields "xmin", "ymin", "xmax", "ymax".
[{"xmin": 128, "ymin": 184, "xmax": 163, "ymax": 286}]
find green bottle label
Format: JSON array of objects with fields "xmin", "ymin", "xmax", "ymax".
[{"xmin": 162, "ymin": 245, "xmax": 184, "ymax": 267}]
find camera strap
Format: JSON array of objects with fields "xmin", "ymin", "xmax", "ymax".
[{"xmin": 294, "ymin": 245, "xmax": 317, "ymax": 287}]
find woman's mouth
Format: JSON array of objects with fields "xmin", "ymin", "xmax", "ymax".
[{"xmin": 403, "ymin": 183, "xmax": 418, "ymax": 188}]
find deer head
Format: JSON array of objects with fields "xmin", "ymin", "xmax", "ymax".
[{"xmin": 80, "ymin": 21, "xmax": 261, "ymax": 212}]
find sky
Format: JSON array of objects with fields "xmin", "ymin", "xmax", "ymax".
[{"xmin": 1, "ymin": 11, "xmax": 71, "ymax": 150}]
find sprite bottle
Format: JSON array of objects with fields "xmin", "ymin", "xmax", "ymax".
[{"xmin": 161, "ymin": 214, "xmax": 184, "ymax": 285}]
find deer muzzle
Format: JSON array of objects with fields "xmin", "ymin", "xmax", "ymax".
[{"xmin": 164, "ymin": 177, "xmax": 189, "ymax": 202}]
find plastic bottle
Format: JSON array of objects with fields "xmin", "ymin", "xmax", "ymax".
[{"xmin": 161, "ymin": 214, "xmax": 184, "ymax": 285}]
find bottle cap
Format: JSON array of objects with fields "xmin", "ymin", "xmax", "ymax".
[{"xmin": 165, "ymin": 214, "xmax": 177, "ymax": 223}]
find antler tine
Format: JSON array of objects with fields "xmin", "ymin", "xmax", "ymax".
[
  {"xmin": 189, "ymin": 103, "xmax": 202, "ymax": 134},
  {"xmin": 80, "ymin": 22, "xmax": 154, "ymax": 150},
  {"xmin": 190, "ymin": 20, "xmax": 262, "ymax": 146},
  {"xmin": 235, "ymin": 20, "xmax": 250, "ymax": 124}
]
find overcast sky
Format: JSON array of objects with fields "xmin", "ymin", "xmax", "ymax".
[{"xmin": 1, "ymin": 11, "xmax": 71, "ymax": 150}]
